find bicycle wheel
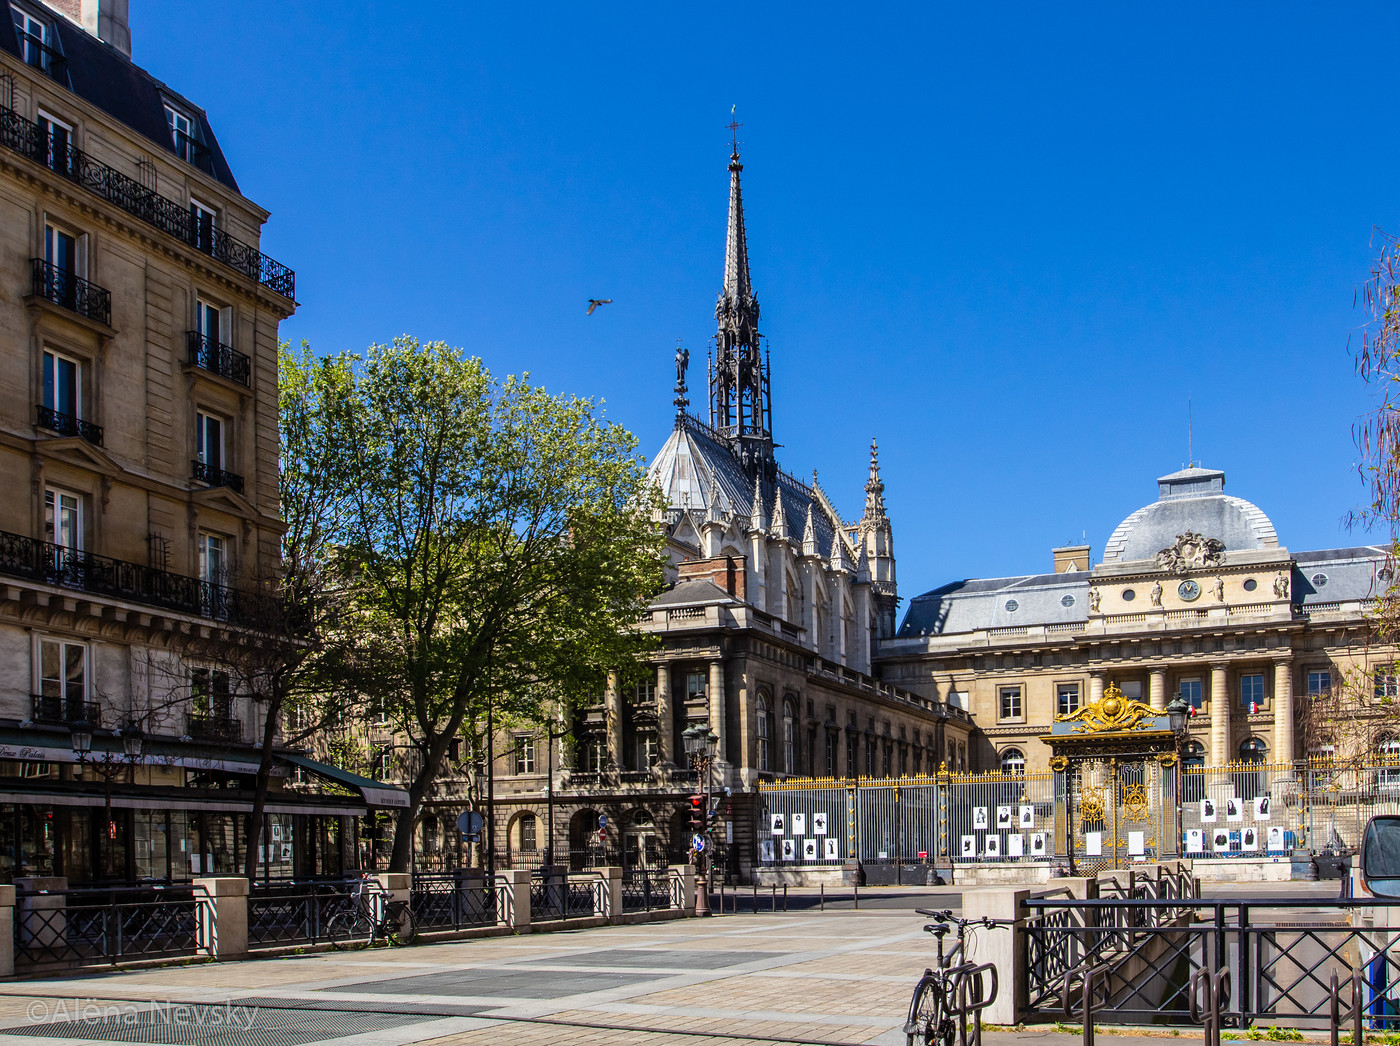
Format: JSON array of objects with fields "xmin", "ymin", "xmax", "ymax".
[
  {"xmin": 385, "ymin": 902, "xmax": 417, "ymax": 946},
  {"xmin": 325, "ymin": 909, "xmax": 358, "ymax": 949},
  {"xmin": 904, "ymin": 975, "xmax": 941, "ymax": 1046}
]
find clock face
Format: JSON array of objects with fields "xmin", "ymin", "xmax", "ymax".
[{"xmin": 1178, "ymin": 580, "xmax": 1201, "ymax": 602}]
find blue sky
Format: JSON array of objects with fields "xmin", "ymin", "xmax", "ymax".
[{"xmin": 132, "ymin": 2, "xmax": 1397, "ymax": 599}]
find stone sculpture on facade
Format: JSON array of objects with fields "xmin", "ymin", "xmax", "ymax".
[
  {"xmin": 1156, "ymin": 531, "xmax": 1227, "ymax": 575},
  {"xmin": 1150, "ymin": 581, "xmax": 1163, "ymax": 607}
]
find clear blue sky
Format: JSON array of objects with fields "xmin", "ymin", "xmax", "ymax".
[{"xmin": 132, "ymin": 2, "xmax": 1397, "ymax": 600}]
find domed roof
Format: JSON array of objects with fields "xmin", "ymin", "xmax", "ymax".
[{"xmin": 1102, "ymin": 466, "xmax": 1279, "ymax": 564}]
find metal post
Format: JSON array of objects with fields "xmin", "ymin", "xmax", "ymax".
[
  {"xmin": 486, "ymin": 694, "xmax": 496, "ymax": 881},
  {"xmin": 820, "ymin": 882, "xmax": 824, "ymax": 911}
]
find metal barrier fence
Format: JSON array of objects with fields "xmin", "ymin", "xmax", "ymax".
[
  {"xmin": 621, "ymin": 868, "xmax": 679, "ymax": 912},
  {"xmin": 247, "ymin": 880, "xmax": 361, "ymax": 948},
  {"xmin": 529, "ymin": 871, "xmax": 603, "ymax": 919},
  {"xmin": 14, "ymin": 884, "xmax": 209, "ymax": 969},
  {"xmin": 759, "ymin": 759, "xmax": 1400, "ymax": 870},
  {"xmin": 1023, "ymin": 895, "xmax": 1400, "ymax": 1028},
  {"xmin": 410, "ymin": 873, "xmax": 498, "ymax": 930}
]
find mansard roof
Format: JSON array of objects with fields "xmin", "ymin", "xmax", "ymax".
[{"xmin": 647, "ymin": 413, "xmax": 849, "ymax": 562}]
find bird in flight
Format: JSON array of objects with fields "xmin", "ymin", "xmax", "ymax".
[{"xmin": 586, "ymin": 299, "xmax": 613, "ymax": 315}]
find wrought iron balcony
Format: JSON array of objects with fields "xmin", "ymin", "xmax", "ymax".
[
  {"xmin": 0, "ymin": 528, "xmax": 261, "ymax": 627},
  {"xmin": 30, "ymin": 258, "xmax": 111, "ymax": 327},
  {"xmin": 35, "ymin": 405, "xmax": 103, "ymax": 446},
  {"xmin": 186, "ymin": 331, "xmax": 250, "ymax": 386},
  {"xmin": 31, "ymin": 694, "xmax": 101, "ymax": 727},
  {"xmin": 16, "ymin": 33, "xmax": 66, "ymax": 82},
  {"xmin": 186, "ymin": 713, "xmax": 241, "ymax": 742},
  {"xmin": 191, "ymin": 460, "xmax": 245, "ymax": 495},
  {"xmin": 0, "ymin": 105, "xmax": 294, "ymax": 299}
]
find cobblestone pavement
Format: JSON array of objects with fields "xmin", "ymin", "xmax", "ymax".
[{"xmin": 0, "ymin": 908, "xmax": 1085, "ymax": 1046}]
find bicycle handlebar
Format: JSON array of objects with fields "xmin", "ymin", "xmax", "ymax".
[{"xmin": 915, "ymin": 908, "xmax": 1012, "ymax": 930}]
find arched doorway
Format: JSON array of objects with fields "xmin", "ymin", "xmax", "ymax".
[
  {"xmin": 623, "ymin": 809, "xmax": 656, "ymax": 869},
  {"xmin": 568, "ymin": 808, "xmax": 603, "ymax": 870}
]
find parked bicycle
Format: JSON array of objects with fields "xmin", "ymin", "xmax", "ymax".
[
  {"xmin": 325, "ymin": 876, "xmax": 417, "ymax": 948},
  {"xmin": 903, "ymin": 908, "xmax": 1005, "ymax": 1046}
]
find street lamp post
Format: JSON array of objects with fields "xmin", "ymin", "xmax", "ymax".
[
  {"xmin": 1166, "ymin": 694, "xmax": 1190, "ymax": 859},
  {"xmin": 544, "ymin": 724, "xmax": 570, "ymax": 868},
  {"xmin": 70, "ymin": 720, "xmax": 144, "ymax": 879},
  {"xmin": 682, "ymin": 723, "xmax": 719, "ymax": 917}
]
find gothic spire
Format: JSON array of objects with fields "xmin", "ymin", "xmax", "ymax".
[
  {"xmin": 864, "ymin": 439, "xmax": 887, "ymax": 520},
  {"xmin": 711, "ymin": 118, "xmax": 773, "ymax": 480}
]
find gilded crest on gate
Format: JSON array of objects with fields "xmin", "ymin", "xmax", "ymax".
[{"xmin": 1055, "ymin": 682, "xmax": 1157, "ymax": 734}]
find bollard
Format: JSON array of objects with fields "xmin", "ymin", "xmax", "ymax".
[
  {"xmin": 752, "ymin": 882, "xmax": 758, "ymax": 913},
  {"xmin": 854, "ymin": 883, "xmax": 859, "ymax": 910},
  {"xmin": 820, "ymin": 882, "xmax": 825, "ymax": 911},
  {"xmin": 771, "ymin": 883, "xmax": 776, "ymax": 913},
  {"xmin": 783, "ymin": 884, "xmax": 788, "ymax": 912},
  {"xmin": 1190, "ymin": 968, "xmax": 1231, "ymax": 1046}
]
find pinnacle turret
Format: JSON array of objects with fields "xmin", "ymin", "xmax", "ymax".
[
  {"xmin": 801, "ymin": 504, "xmax": 818, "ymax": 557},
  {"xmin": 864, "ymin": 439, "xmax": 887, "ymax": 520},
  {"xmin": 749, "ymin": 472, "xmax": 768, "ymax": 533}
]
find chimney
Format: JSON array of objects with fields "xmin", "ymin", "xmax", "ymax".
[
  {"xmin": 58, "ymin": 0, "xmax": 131, "ymax": 57},
  {"xmin": 1053, "ymin": 544, "xmax": 1091, "ymax": 574}
]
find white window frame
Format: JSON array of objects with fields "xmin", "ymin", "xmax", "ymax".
[
  {"xmin": 42, "ymin": 348, "xmax": 83, "ymax": 420},
  {"xmin": 197, "ymin": 530, "xmax": 227, "ymax": 585},
  {"xmin": 1056, "ymin": 682, "xmax": 1080, "ymax": 717},
  {"xmin": 998, "ymin": 685, "xmax": 1024, "ymax": 722},
  {"xmin": 195, "ymin": 409, "xmax": 225, "ymax": 471},
  {"xmin": 35, "ymin": 109, "xmax": 71, "ymax": 171},
  {"xmin": 34, "ymin": 634, "xmax": 87, "ymax": 706},
  {"xmin": 44, "ymin": 218, "xmax": 86, "ymax": 279},
  {"xmin": 12, "ymin": 5, "xmax": 50, "ymax": 68},
  {"xmin": 195, "ymin": 298, "xmax": 232, "ymax": 346},
  {"xmin": 165, "ymin": 105, "xmax": 196, "ymax": 162},
  {"xmin": 514, "ymin": 735, "xmax": 535, "ymax": 775},
  {"xmin": 1308, "ymin": 669, "xmax": 1333, "ymax": 699},
  {"xmin": 1180, "ymin": 677, "xmax": 1204, "ymax": 710},
  {"xmin": 44, "ymin": 486, "xmax": 83, "ymax": 551},
  {"xmin": 1000, "ymin": 747, "xmax": 1026, "ymax": 774}
]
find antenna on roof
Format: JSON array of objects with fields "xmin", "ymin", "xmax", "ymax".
[{"xmin": 1187, "ymin": 397, "xmax": 1195, "ymax": 469}]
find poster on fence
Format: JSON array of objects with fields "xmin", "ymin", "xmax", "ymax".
[
  {"xmin": 824, "ymin": 838, "xmax": 840, "ymax": 860},
  {"xmin": 1267, "ymin": 826, "xmax": 1284, "ymax": 852},
  {"xmin": 1019, "ymin": 805, "xmax": 1035, "ymax": 828},
  {"xmin": 813, "ymin": 812, "xmax": 828, "ymax": 835},
  {"xmin": 760, "ymin": 839, "xmax": 775, "ymax": 862},
  {"xmin": 1186, "ymin": 829, "xmax": 1204, "ymax": 853},
  {"xmin": 1242, "ymin": 827, "xmax": 1258, "ymax": 851},
  {"xmin": 985, "ymin": 835, "xmax": 1000, "ymax": 857},
  {"xmin": 281, "ymin": 843, "xmax": 293, "ymax": 861},
  {"xmin": 1030, "ymin": 832, "xmax": 1046, "ymax": 856},
  {"xmin": 1212, "ymin": 829, "xmax": 1231, "ymax": 852},
  {"xmin": 1085, "ymin": 831, "xmax": 1103, "ymax": 856},
  {"xmin": 1225, "ymin": 798, "xmax": 1243, "ymax": 822},
  {"xmin": 791, "ymin": 813, "xmax": 806, "ymax": 835},
  {"xmin": 996, "ymin": 806, "xmax": 1012, "ymax": 829},
  {"xmin": 1254, "ymin": 796, "xmax": 1271, "ymax": 821},
  {"xmin": 781, "ymin": 838, "xmax": 796, "ymax": 860},
  {"xmin": 1008, "ymin": 833, "xmax": 1024, "ymax": 857},
  {"xmin": 770, "ymin": 814, "xmax": 785, "ymax": 836},
  {"xmin": 973, "ymin": 807, "xmax": 988, "ymax": 829},
  {"xmin": 803, "ymin": 839, "xmax": 818, "ymax": 860},
  {"xmin": 1128, "ymin": 831, "xmax": 1145, "ymax": 856},
  {"xmin": 1201, "ymin": 798, "xmax": 1217, "ymax": 823},
  {"xmin": 961, "ymin": 835, "xmax": 976, "ymax": 857}
]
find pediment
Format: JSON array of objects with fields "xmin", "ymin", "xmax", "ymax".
[
  {"xmin": 36, "ymin": 436, "xmax": 121, "ymax": 477},
  {"xmin": 191, "ymin": 484, "xmax": 255, "ymax": 515}
]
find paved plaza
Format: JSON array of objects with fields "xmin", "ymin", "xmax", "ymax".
[{"xmin": 0, "ymin": 885, "xmax": 1328, "ymax": 1045}]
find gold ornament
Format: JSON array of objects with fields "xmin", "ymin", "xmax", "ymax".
[
  {"xmin": 1055, "ymin": 682, "xmax": 1159, "ymax": 734},
  {"xmin": 1122, "ymin": 781, "xmax": 1151, "ymax": 823},
  {"xmin": 1049, "ymin": 755, "xmax": 1069, "ymax": 772},
  {"xmin": 1080, "ymin": 789, "xmax": 1105, "ymax": 825}
]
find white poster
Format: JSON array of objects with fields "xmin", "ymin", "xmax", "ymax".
[
  {"xmin": 1254, "ymin": 796, "xmax": 1271, "ymax": 821},
  {"xmin": 770, "ymin": 814, "xmax": 785, "ymax": 836},
  {"xmin": 985, "ymin": 835, "xmax": 1001, "ymax": 858},
  {"xmin": 280, "ymin": 843, "xmax": 293, "ymax": 861},
  {"xmin": 961, "ymin": 835, "xmax": 976, "ymax": 857},
  {"xmin": 1225, "ymin": 798, "xmax": 1243, "ymax": 823},
  {"xmin": 190, "ymin": 854, "xmax": 201, "ymax": 874},
  {"xmin": 1030, "ymin": 832, "xmax": 1046, "ymax": 856},
  {"xmin": 1019, "ymin": 805, "xmax": 1035, "ymax": 828},
  {"xmin": 781, "ymin": 838, "xmax": 796, "ymax": 860},
  {"xmin": 1085, "ymin": 831, "xmax": 1103, "ymax": 856},
  {"xmin": 1242, "ymin": 827, "xmax": 1258, "ymax": 851},
  {"xmin": 1186, "ymin": 829, "xmax": 1204, "ymax": 853},
  {"xmin": 824, "ymin": 838, "xmax": 840, "ymax": 860},
  {"xmin": 996, "ymin": 806, "xmax": 1012, "ymax": 829},
  {"xmin": 1212, "ymin": 829, "xmax": 1231, "ymax": 852},
  {"xmin": 1201, "ymin": 798, "xmax": 1217, "ymax": 823},
  {"xmin": 791, "ymin": 813, "xmax": 806, "ymax": 835},
  {"xmin": 1267, "ymin": 826, "xmax": 1285, "ymax": 852},
  {"xmin": 760, "ymin": 839, "xmax": 775, "ymax": 862},
  {"xmin": 973, "ymin": 807, "xmax": 989, "ymax": 829},
  {"xmin": 803, "ymin": 839, "xmax": 818, "ymax": 860},
  {"xmin": 1128, "ymin": 831, "xmax": 1145, "ymax": 856},
  {"xmin": 813, "ymin": 812, "xmax": 829, "ymax": 836},
  {"xmin": 271, "ymin": 824, "xmax": 284, "ymax": 842},
  {"xmin": 1007, "ymin": 833, "xmax": 1024, "ymax": 857}
]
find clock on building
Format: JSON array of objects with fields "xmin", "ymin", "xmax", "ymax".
[{"xmin": 1178, "ymin": 579, "xmax": 1201, "ymax": 602}]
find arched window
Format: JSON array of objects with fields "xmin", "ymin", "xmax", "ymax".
[
  {"xmin": 515, "ymin": 814, "xmax": 537, "ymax": 854},
  {"xmin": 756, "ymin": 695, "xmax": 772, "ymax": 772},
  {"xmin": 957, "ymin": 742, "xmax": 966, "ymax": 772},
  {"xmin": 1234, "ymin": 737, "xmax": 1268, "ymax": 801},
  {"xmin": 1239, "ymin": 737, "xmax": 1268, "ymax": 764},
  {"xmin": 782, "ymin": 699, "xmax": 798, "ymax": 774},
  {"xmin": 1000, "ymin": 748, "xmax": 1026, "ymax": 774}
]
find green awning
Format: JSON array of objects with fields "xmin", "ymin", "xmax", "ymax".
[{"xmin": 282, "ymin": 754, "xmax": 410, "ymax": 809}]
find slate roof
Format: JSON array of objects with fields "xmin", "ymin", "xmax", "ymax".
[
  {"xmin": 0, "ymin": 2, "xmax": 240, "ymax": 191},
  {"xmin": 648, "ymin": 414, "xmax": 848, "ymax": 561},
  {"xmin": 899, "ymin": 571, "xmax": 1090, "ymax": 637},
  {"xmin": 1102, "ymin": 465, "xmax": 1278, "ymax": 562},
  {"xmin": 650, "ymin": 579, "xmax": 735, "ymax": 607}
]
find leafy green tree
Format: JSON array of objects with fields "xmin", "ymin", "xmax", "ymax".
[{"xmin": 330, "ymin": 337, "xmax": 665, "ymax": 871}]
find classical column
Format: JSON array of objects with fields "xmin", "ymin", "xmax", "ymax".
[
  {"xmin": 1088, "ymin": 671, "xmax": 1105, "ymax": 705},
  {"xmin": 655, "ymin": 664, "xmax": 672, "ymax": 765},
  {"xmin": 709, "ymin": 659, "xmax": 727, "ymax": 764},
  {"xmin": 1148, "ymin": 668, "xmax": 1167, "ymax": 711},
  {"xmin": 604, "ymin": 670, "xmax": 622, "ymax": 769},
  {"xmin": 1273, "ymin": 658, "xmax": 1293, "ymax": 763},
  {"xmin": 1210, "ymin": 663, "xmax": 1230, "ymax": 766}
]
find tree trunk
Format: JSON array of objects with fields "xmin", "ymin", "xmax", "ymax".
[
  {"xmin": 389, "ymin": 735, "xmax": 450, "ymax": 872},
  {"xmin": 243, "ymin": 693, "xmax": 282, "ymax": 882}
]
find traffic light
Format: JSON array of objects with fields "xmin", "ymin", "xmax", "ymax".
[{"xmin": 688, "ymin": 794, "xmax": 705, "ymax": 829}]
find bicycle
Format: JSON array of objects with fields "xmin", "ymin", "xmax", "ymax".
[
  {"xmin": 903, "ymin": 908, "xmax": 1005, "ymax": 1046},
  {"xmin": 325, "ymin": 877, "xmax": 417, "ymax": 948}
]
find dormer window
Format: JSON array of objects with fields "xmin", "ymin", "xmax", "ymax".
[
  {"xmin": 164, "ymin": 104, "xmax": 205, "ymax": 167},
  {"xmin": 13, "ymin": 4, "xmax": 62, "ymax": 79}
]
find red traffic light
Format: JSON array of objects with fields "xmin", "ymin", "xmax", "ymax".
[{"xmin": 688, "ymin": 794, "xmax": 705, "ymax": 828}]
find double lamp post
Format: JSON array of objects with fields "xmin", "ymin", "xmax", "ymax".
[{"xmin": 682, "ymin": 722, "xmax": 719, "ymax": 917}]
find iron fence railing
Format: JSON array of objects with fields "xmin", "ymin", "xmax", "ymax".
[
  {"xmin": 31, "ymin": 693, "xmax": 101, "ymax": 726},
  {"xmin": 529, "ymin": 871, "xmax": 602, "ymax": 920},
  {"xmin": 0, "ymin": 105, "xmax": 294, "ymax": 298},
  {"xmin": 620, "ymin": 868, "xmax": 673, "ymax": 912},
  {"xmin": 190, "ymin": 459, "xmax": 245, "ymax": 494},
  {"xmin": 1023, "ymin": 895, "xmax": 1400, "ymax": 1029},
  {"xmin": 247, "ymin": 880, "xmax": 360, "ymax": 947},
  {"xmin": 13, "ymin": 884, "xmax": 208, "ymax": 968},
  {"xmin": 35, "ymin": 404, "xmax": 103, "ymax": 445},
  {"xmin": 30, "ymin": 257, "xmax": 111, "ymax": 326},
  {"xmin": 186, "ymin": 712, "xmax": 241, "ymax": 742},
  {"xmin": 186, "ymin": 330, "xmax": 251, "ymax": 386},
  {"xmin": 410, "ymin": 873, "xmax": 498, "ymax": 930}
]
